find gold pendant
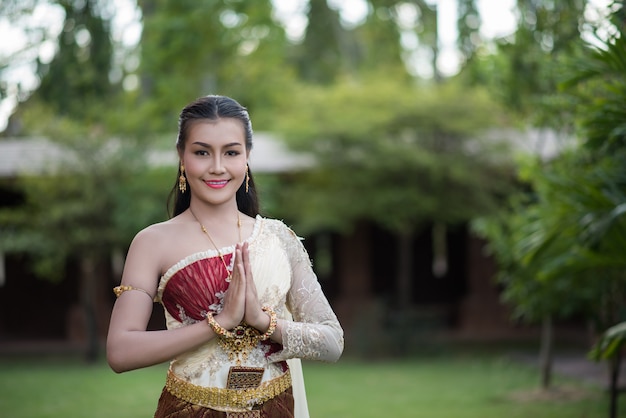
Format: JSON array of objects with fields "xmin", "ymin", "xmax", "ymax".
[{"xmin": 218, "ymin": 324, "xmax": 261, "ymax": 365}]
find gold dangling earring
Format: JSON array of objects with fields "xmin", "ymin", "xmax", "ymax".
[
  {"xmin": 179, "ymin": 163, "xmax": 187, "ymax": 193},
  {"xmin": 245, "ymin": 165, "xmax": 250, "ymax": 193}
]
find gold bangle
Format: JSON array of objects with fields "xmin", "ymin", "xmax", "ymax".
[
  {"xmin": 259, "ymin": 306, "xmax": 277, "ymax": 341},
  {"xmin": 113, "ymin": 285, "xmax": 154, "ymax": 300},
  {"xmin": 206, "ymin": 312, "xmax": 235, "ymax": 339}
]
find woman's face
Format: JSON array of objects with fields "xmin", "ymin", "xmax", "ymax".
[{"xmin": 181, "ymin": 118, "xmax": 249, "ymax": 207}]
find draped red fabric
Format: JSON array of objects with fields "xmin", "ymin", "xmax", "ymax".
[{"xmin": 161, "ymin": 254, "xmax": 233, "ymax": 322}]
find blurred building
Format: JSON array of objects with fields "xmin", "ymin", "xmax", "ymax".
[{"xmin": 0, "ymin": 133, "xmax": 582, "ymax": 353}]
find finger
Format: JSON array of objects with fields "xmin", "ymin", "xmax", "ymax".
[
  {"xmin": 230, "ymin": 245, "xmax": 245, "ymax": 283},
  {"xmin": 243, "ymin": 243, "xmax": 256, "ymax": 287},
  {"xmin": 225, "ymin": 245, "xmax": 246, "ymax": 297},
  {"xmin": 235, "ymin": 245, "xmax": 244, "ymax": 277},
  {"xmin": 241, "ymin": 242, "xmax": 252, "ymax": 276}
]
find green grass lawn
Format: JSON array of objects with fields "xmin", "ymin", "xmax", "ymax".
[{"xmin": 0, "ymin": 353, "xmax": 620, "ymax": 418}]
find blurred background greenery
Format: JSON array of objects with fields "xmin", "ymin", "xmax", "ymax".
[{"xmin": 0, "ymin": 1, "xmax": 625, "ymax": 417}]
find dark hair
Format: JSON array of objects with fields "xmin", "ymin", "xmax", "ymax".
[{"xmin": 167, "ymin": 95, "xmax": 259, "ymax": 218}]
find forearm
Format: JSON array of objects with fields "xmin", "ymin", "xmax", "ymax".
[
  {"xmin": 270, "ymin": 318, "xmax": 343, "ymax": 363},
  {"xmin": 106, "ymin": 320, "xmax": 214, "ymax": 373}
]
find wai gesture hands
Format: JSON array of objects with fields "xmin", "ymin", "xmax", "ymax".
[{"xmin": 214, "ymin": 242, "xmax": 271, "ymax": 334}]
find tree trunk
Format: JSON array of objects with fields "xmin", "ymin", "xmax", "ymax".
[
  {"xmin": 80, "ymin": 257, "xmax": 99, "ymax": 363},
  {"xmin": 397, "ymin": 231, "xmax": 414, "ymax": 310},
  {"xmin": 539, "ymin": 315, "xmax": 553, "ymax": 389},
  {"xmin": 608, "ymin": 349, "xmax": 622, "ymax": 418},
  {"xmin": 431, "ymin": 3, "xmax": 441, "ymax": 83}
]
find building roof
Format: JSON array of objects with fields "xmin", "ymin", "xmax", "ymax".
[
  {"xmin": 0, "ymin": 128, "xmax": 568, "ymax": 179},
  {"xmin": 0, "ymin": 133, "xmax": 314, "ymax": 178},
  {"xmin": 0, "ymin": 137, "xmax": 65, "ymax": 177}
]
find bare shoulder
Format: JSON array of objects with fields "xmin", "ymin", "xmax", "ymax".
[
  {"xmin": 134, "ymin": 218, "xmax": 180, "ymax": 241},
  {"xmin": 126, "ymin": 219, "xmax": 183, "ymax": 270},
  {"xmin": 129, "ymin": 220, "xmax": 172, "ymax": 250}
]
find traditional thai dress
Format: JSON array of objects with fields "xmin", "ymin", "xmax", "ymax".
[{"xmin": 153, "ymin": 216, "xmax": 344, "ymax": 418}]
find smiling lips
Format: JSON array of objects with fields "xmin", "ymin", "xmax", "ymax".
[{"xmin": 204, "ymin": 180, "xmax": 229, "ymax": 189}]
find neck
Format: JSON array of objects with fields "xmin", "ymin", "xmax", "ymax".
[
  {"xmin": 188, "ymin": 200, "xmax": 239, "ymax": 223},
  {"xmin": 188, "ymin": 201, "xmax": 243, "ymax": 246}
]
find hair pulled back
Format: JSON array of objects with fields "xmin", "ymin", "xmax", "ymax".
[{"xmin": 167, "ymin": 95, "xmax": 259, "ymax": 218}]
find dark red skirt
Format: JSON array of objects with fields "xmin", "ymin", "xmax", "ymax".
[{"xmin": 154, "ymin": 386, "xmax": 294, "ymax": 418}]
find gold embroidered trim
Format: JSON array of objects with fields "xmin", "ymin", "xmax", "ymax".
[
  {"xmin": 165, "ymin": 368, "xmax": 291, "ymax": 410},
  {"xmin": 226, "ymin": 411, "xmax": 260, "ymax": 418}
]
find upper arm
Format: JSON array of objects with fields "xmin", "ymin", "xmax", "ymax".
[{"xmin": 109, "ymin": 227, "xmax": 164, "ymax": 333}]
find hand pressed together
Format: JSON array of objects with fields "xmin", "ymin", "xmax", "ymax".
[{"xmin": 213, "ymin": 242, "xmax": 271, "ymax": 333}]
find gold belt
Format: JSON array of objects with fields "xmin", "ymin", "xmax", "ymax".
[{"xmin": 165, "ymin": 368, "xmax": 292, "ymax": 411}]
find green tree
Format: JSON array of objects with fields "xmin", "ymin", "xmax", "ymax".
[
  {"xmin": 34, "ymin": 0, "xmax": 117, "ymax": 118},
  {"xmin": 293, "ymin": 0, "xmax": 445, "ymax": 84},
  {"xmin": 590, "ymin": 321, "xmax": 626, "ymax": 418},
  {"xmin": 274, "ymin": 79, "xmax": 512, "ymax": 315},
  {"xmin": 135, "ymin": 0, "xmax": 291, "ymax": 133},
  {"xmin": 472, "ymin": 10, "xmax": 626, "ymax": 401},
  {"xmin": 294, "ymin": 0, "xmax": 357, "ymax": 83},
  {"xmin": 456, "ymin": 0, "xmax": 596, "ymax": 120},
  {"xmin": 473, "ymin": 149, "xmax": 626, "ymax": 389},
  {"xmin": 456, "ymin": 0, "xmax": 481, "ymax": 66},
  {"xmin": 1, "ymin": 0, "xmax": 120, "ymax": 134},
  {"xmin": 562, "ymin": 11, "xmax": 626, "ymax": 415},
  {"xmin": 0, "ymin": 0, "xmax": 137, "ymax": 359},
  {"xmin": 0, "ymin": 103, "xmax": 172, "ymax": 361}
]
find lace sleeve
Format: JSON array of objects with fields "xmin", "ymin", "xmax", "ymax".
[{"xmin": 267, "ymin": 221, "xmax": 344, "ymax": 363}]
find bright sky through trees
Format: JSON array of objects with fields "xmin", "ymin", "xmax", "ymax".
[{"xmin": 0, "ymin": 0, "xmax": 614, "ymax": 131}]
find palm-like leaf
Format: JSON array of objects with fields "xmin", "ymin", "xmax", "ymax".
[
  {"xmin": 589, "ymin": 321, "xmax": 626, "ymax": 361},
  {"xmin": 561, "ymin": 21, "xmax": 626, "ymax": 151}
]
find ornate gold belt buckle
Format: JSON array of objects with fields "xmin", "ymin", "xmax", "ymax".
[{"xmin": 226, "ymin": 366, "xmax": 265, "ymax": 389}]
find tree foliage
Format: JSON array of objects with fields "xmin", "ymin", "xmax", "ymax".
[
  {"xmin": 294, "ymin": 1, "xmax": 354, "ymax": 83},
  {"xmin": 456, "ymin": 0, "xmax": 482, "ymax": 66},
  {"xmin": 0, "ymin": 106, "xmax": 171, "ymax": 280},
  {"xmin": 35, "ymin": 0, "xmax": 117, "ymax": 118},
  {"xmin": 474, "ymin": 150, "xmax": 626, "ymax": 323},
  {"xmin": 135, "ymin": 0, "xmax": 292, "ymax": 133},
  {"xmin": 473, "ymin": 6, "xmax": 626, "ymax": 332},
  {"xmin": 273, "ymin": 78, "xmax": 512, "ymax": 235},
  {"xmin": 0, "ymin": 0, "xmax": 121, "ymax": 133},
  {"xmin": 460, "ymin": 0, "xmax": 592, "ymax": 116}
]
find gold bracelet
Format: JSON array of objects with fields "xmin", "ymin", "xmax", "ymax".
[
  {"xmin": 259, "ymin": 306, "xmax": 277, "ymax": 341},
  {"xmin": 206, "ymin": 312, "xmax": 236, "ymax": 339},
  {"xmin": 113, "ymin": 285, "xmax": 154, "ymax": 300}
]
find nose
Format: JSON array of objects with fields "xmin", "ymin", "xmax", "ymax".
[{"xmin": 210, "ymin": 155, "xmax": 225, "ymax": 174}]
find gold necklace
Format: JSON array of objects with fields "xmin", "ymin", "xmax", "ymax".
[{"xmin": 189, "ymin": 208, "xmax": 242, "ymax": 282}]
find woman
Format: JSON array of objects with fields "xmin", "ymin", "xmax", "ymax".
[{"xmin": 106, "ymin": 95, "xmax": 344, "ymax": 418}]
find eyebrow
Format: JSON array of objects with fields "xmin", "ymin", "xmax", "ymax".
[{"xmin": 190, "ymin": 141, "xmax": 244, "ymax": 148}]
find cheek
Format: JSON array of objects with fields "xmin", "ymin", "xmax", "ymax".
[
  {"xmin": 183, "ymin": 158, "xmax": 205, "ymax": 175},
  {"xmin": 229, "ymin": 157, "xmax": 247, "ymax": 172}
]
